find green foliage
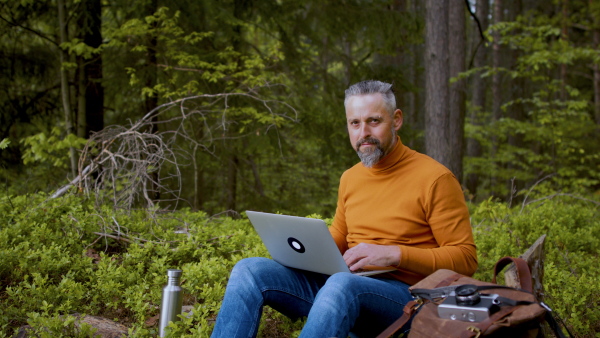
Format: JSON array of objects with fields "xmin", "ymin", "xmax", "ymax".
[
  {"xmin": 26, "ymin": 310, "xmax": 98, "ymax": 338},
  {"xmin": 471, "ymin": 195, "xmax": 600, "ymax": 336},
  {"xmin": 467, "ymin": 79, "xmax": 599, "ymax": 195},
  {"xmin": 20, "ymin": 127, "xmax": 88, "ymax": 168},
  {"xmin": 1, "ymin": 191, "xmax": 598, "ymax": 337},
  {"xmin": 107, "ymin": 6, "xmax": 284, "ymax": 98},
  {"xmin": 0, "ymin": 138, "xmax": 9, "ymax": 149},
  {"xmin": 465, "ymin": 8, "xmax": 600, "ymax": 200},
  {"xmin": 0, "ymin": 193, "xmax": 290, "ymax": 337},
  {"xmin": 1, "ymin": 0, "xmax": 426, "ymax": 216}
]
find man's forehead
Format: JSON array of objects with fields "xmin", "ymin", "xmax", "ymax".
[
  {"xmin": 345, "ymin": 104, "xmax": 386, "ymax": 117},
  {"xmin": 345, "ymin": 112, "xmax": 384, "ymax": 120}
]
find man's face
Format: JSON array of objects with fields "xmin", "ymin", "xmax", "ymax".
[{"xmin": 345, "ymin": 93, "xmax": 403, "ymax": 167}]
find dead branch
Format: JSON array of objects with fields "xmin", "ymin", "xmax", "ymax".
[
  {"xmin": 50, "ymin": 87, "xmax": 297, "ymax": 211},
  {"xmin": 92, "ymin": 232, "xmax": 136, "ymax": 245}
]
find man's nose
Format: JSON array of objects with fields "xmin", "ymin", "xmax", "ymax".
[{"xmin": 359, "ymin": 123, "xmax": 371, "ymax": 140}]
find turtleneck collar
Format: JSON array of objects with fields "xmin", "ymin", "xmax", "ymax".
[{"xmin": 363, "ymin": 136, "xmax": 411, "ymax": 174}]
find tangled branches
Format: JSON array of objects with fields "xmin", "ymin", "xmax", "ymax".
[{"xmin": 52, "ymin": 88, "xmax": 297, "ymax": 211}]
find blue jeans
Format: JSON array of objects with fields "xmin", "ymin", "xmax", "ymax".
[{"xmin": 211, "ymin": 257, "xmax": 413, "ymax": 338}]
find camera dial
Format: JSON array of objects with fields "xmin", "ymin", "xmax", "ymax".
[{"xmin": 455, "ymin": 284, "xmax": 481, "ymax": 306}]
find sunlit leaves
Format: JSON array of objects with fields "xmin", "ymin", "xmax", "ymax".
[
  {"xmin": 20, "ymin": 127, "xmax": 89, "ymax": 168},
  {"xmin": 0, "ymin": 138, "xmax": 9, "ymax": 149},
  {"xmin": 465, "ymin": 6, "xmax": 600, "ymax": 197}
]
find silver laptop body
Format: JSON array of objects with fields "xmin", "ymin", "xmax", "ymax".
[{"xmin": 246, "ymin": 211, "xmax": 395, "ymax": 277}]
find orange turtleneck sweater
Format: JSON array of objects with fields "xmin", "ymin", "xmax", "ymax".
[{"xmin": 330, "ymin": 137, "xmax": 478, "ymax": 285}]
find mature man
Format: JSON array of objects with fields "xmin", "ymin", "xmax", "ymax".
[{"xmin": 211, "ymin": 80, "xmax": 477, "ymax": 337}]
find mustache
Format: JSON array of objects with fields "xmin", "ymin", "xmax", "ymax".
[{"xmin": 355, "ymin": 137, "xmax": 381, "ymax": 151}]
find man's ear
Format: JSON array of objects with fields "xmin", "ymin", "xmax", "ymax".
[{"xmin": 393, "ymin": 109, "xmax": 403, "ymax": 131}]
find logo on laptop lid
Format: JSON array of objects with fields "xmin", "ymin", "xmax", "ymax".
[{"xmin": 287, "ymin": 237, "xmax": 305, "ymax": 253}]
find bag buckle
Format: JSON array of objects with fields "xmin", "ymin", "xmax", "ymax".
[
  {"xmin": 413, "ymin": 297, "xmax": 425, "ymax": 311},
  {"xmin": 467, "ymin": 326, "xmax": 481, "ymax": 338}
]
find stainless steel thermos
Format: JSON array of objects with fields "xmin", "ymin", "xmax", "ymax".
[{"xmin": 159, "ymin": 269, "xmax": 183, "ymax": 337}]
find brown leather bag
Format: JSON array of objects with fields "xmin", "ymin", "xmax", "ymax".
[{"xmin": 377, "ymin": 257, "xmax": 556, "ymax": 338}]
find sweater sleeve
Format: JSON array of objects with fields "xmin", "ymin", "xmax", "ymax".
[
  {"xmin": 397, "ymin": 172, "xmax": 478, "ymax": 277},
  {"xmin": 329, "ymin": 172, "xmax": 349, "ymax": 254}
]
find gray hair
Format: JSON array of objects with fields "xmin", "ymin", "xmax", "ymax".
[{"xmin": 344, "ymin": 80, "xmax": 396, "ymax": 115}]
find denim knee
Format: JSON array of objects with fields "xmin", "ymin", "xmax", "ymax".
[
  {"xmin": 228, "ymin": 257, "xmax": 275, "ymax": 287},
  {"xmin": 314, "ymin": 272, "xmax": 361, "ymax": 305},
  {"xmin": 323, "ymin": 272, "xmax": 362, "ymax": 291}
]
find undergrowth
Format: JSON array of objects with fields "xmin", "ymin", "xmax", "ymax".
[{"xmin": 0, "ymin": 192, "xmax": 598, "ymax": 337}]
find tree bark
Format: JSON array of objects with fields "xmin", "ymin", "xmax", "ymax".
[
  {"xmin": 76, "ymin": 0, "xmax": 104, "ymax": 138},
  {"xmin": 560, "ymin": 0, "xmax": 569, "ymax": 100},
  {"xmin": 594, "ymin": 50, "xmax": 600, "ymax": 125},
  {"xmin": 57, "ymin": 0, "xmax": 77, "ymax": 177},
  {"xmin": 406, "ymin": 0, "xmax": 424, "ymax": 150},
  {"xmin": 466, "ymin": 0, "xmax": 489, "ymax": 198},
  {"xmin": 448, "ymin": 0, "xmax": 466, "ymax": 182},
  {"xmin": 425, "ymin": 0, "xmax": 450, "ymax": 166},
  {"xmin": 506, "ymin": 0, "xmax": 525, "ymax": 203},
  {"xmin": 193, "ymin": 122, "xmax": 205, "ymax": 211},
  {"xmin": 83, "ymin": 0, "xmax": 104, "ymax": 137},
  {"xmin": 226, "ymin": 155, "xmax": 239, "ymax": 211},
  {"xmin": 144, "ymin": 0, "xmax": 158, "ymax": 119},
  {"xmin": 490, "ymin": 0, "xmax": 504, "ymax": 196},
  {"xmin": 144, "ymin": 0, "xmax": 160, "ymax": 201},
  {"xmin": 592, "ymin": 0, "xmax": 600, "ymax": 125}
]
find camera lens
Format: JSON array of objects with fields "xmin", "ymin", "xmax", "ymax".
[{"xmin": 455, "ymin": 284, "xmax": 481, "ymax": 306}]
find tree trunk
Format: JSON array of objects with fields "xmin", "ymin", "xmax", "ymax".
[
  {"xmin": 425, "ymin": 0, "xmax": 450, "ymax": 166},
  {"xmin": 490, "ymin": 0, "xmax": 504, "ymax": 196},
  {"xmin": 144, "ymin": 0, "xmax": 158, "ymax": 118},
  {"xmin": 76, "ymin": 0, "xmax": 104, "ymax": 138},
  {"xmin": 592, "ymin": 0, "xmax": 600, "ymax": 125},
  {"xmin": 506, "ymin": 0, "xmax": 525, "ymax": 203},
  {"xmin": 83, "ymin": 0, "xmax": 104, "ymax": 137},
  {"xmin": 144, "ymin": 0, "xmax": 160, "ymax": 201},
  {"xmin": 226, "ymin": 155, "xmax": 239, "ymax": 211},
  {"xmin": 560, "ymin": 0, "xmax": 569, "ymax": 100},
  {"xmin": 193, "ymin": 145, "xmax": 204, "ymax": 211},
  {"xmin": 57, "ymin": 0, "xmax": 77, "ymax": 177},
  {"xmin": 466, "ymin": 0, "xmax": 489, "ymax": 198},
  {"xmin": 406, "ymin": 0, "xmax": 424, "ymax": 150},
  {"xmin": 448, "ymin": 0, "xmax": 466, "ymax": 182}
]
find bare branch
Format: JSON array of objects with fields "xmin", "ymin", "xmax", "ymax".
[
  {"xmin": 51, "ymin": 86, "xmax": 297, "ymax": 212},
  {"xmin": 520, "ymin": 174, "xmax": 556, "ymax": 213}
]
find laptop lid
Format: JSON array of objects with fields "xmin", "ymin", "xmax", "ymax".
[{"xmin": 246, "ymin": 211, "xmax": 394, "ymax": 276}]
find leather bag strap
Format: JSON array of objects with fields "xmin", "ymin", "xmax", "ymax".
[
  {"xmin": 492, "ymin": 256, "xmax": 533, "ymax": 293},
  {"xmin": 375, "ymin": 300, "xmax": 422, "ymax": 338},
  {"xmin": 544, "ymin": 310, "xmax": 572, "ymax": 338}
]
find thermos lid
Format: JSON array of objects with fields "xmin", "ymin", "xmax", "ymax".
[{"xmin": 167, "ymin": 269, "xmax": 182, "ymax": 278}]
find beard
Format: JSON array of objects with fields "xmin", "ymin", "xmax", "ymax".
[{"xmin": 356, "ymin": 137, "xmax": 385, "ymax": 168}]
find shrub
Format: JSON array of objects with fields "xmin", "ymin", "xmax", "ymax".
[
  {"xmin": 471, "ymin": 196, "xmax": 600, "ymax": 336},
  {"xmin": 0, "ymin": 192, "xmax": 597, "ymax": 337}
]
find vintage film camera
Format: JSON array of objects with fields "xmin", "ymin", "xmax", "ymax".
[{"xmin": 437, "ymin": 284, "xmax": 502, "ymax": 322}]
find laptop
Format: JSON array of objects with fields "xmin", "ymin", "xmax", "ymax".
[{"xmin": 246, "ymin": 211, "xmax": 396, "ymax": 277}]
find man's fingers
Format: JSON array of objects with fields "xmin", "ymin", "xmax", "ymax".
[
  {"xmin": 342, "ymin": 247, "xmax": 357, "ymax": 265},
  {"xmin": 342, "ymin": 249, "xmax": 360, "ymax": 267},
  {"xmin": 343, "ymin": 244, "xmax": 370, "ymax": 269},
  {"xmin": 348, "ymin": 257, "xmax": 369, "ymax": 271},
  {"xmin": 343, "ymin": 250, "xmax": 366, "ymax": 271},
  {"xmin": 342, "ymin": 243, "xmax": 401, "ymax": 270}
]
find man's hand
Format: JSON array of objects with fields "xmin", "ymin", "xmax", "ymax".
[{"xmin": 342, "ymin": 243, "xmax": 401, "ymax": 271}]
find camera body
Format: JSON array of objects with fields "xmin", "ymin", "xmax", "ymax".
[{"xmin": 437, "ymin": 285, "xmax": 501, "ymax": 323}]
